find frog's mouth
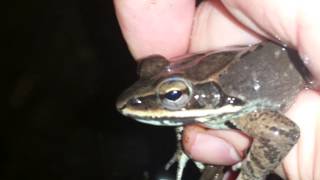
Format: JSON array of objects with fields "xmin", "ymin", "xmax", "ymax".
[{"xmin": 122, "ymin": 104, "xmax": 244, "ymax": 126}]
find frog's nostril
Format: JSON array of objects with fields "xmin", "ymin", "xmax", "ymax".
[{"xmin": 129, "ymin": 98, "xmax": 142, "ymax": 106}]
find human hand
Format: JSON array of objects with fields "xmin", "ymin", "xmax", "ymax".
[{"xmin": 114, "ymin": 0, "xmax": 320, "ymax": 179}]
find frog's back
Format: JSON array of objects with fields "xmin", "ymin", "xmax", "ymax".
[{"xmin": 218, "ymin": 43, "xmax": 306, "ymax": 111}]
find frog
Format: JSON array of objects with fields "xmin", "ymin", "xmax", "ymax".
[{"xmin": 116, "ymin": 41, "xmax": 311, "ymax": 180}]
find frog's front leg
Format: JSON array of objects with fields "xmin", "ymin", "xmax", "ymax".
[
  {"xmin": 165, "ymin": 127, "xmax": 205, "ymax": 180},
  {"xmin": 229, "ymin": 111, "xmax": 300, "ymax": 180},
  {"xmin": 165, "ymin": 127, "xmax": 189, "ymax": 180}
]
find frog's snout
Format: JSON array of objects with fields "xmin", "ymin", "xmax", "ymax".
[
  {"xmin": 116, "ymin": 93, "xmax": 127, "ymax": 112},
  {"xmin": 116, "ymin": 101, "xmax": 125, "ymax": 112},
  {"xmin": 116, "ymin": 92, "xmax": 143, "ymax": 113}
]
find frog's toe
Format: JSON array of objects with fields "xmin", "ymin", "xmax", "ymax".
[
  {"xmin": 232, "ymin": 161, "xmax": 242, "ymax": 171},
  {"xmin": 165, "ymin": 149, "xmax": 189, "ymax": 180}
]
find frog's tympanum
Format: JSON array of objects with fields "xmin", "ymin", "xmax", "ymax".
[{"xmin": 116, "ymin": 42, "xmax": 309, "ymax": 180}]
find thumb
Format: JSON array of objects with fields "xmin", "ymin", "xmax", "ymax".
[{"xmin": 221, "ymin": 0, "xmax": 320, "ymax": 80}]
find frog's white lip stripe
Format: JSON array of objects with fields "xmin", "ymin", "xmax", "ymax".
[
  {"xmin": 136, "ymin": 119, "xmax": 184, "ymax": 126},
  {"xmin": 123, "ymin": 105, "xmax": 243, "ymax": 120},
  {"xmin": 136, "ymin": 119, "xmax": 163, "ymax": 126}
]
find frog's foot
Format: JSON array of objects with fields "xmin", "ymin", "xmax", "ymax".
[
  {"xmin": 165, "ymin": 149, "xmax": 205, "ymax": 180},
  {"xmin": 165, "ymin": 127, "xmax": 205, "ymax": 180},
  {"xmin": 165, "ymin": 148, "xmax": 189, "ymax": 180},
  {"xmin": 164, "ymin": 127, "xmax": 189, "ymax": 180}
]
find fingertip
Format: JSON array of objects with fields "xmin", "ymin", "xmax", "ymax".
[
  {"xmin": 114, "ymin": 0, "xmax": 195, "ymax": 59},
  {"xmin": 190, "ymin": 0, "xmax": 261, "ymax": 52},
  {"xmin": 183, "ymin": 125, "xmax": 241, "ymax": 165}
]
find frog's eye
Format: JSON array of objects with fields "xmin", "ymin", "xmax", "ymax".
[
  {"xmin": 165, "ymin": 90, "xmax": 182, "ymax": 101},
  {"xmin": 157, "ymin": 77, "xmax": 192, "ymax": 110}
]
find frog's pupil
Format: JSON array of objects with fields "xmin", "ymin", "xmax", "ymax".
[{"xmin": 165, "ymin": 90, "xmax": 182, "ymax": 101}]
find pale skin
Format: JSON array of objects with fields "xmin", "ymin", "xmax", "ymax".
[{"xmin": 114, "ymin": 0, "xmax": 320, "ymax": 179}]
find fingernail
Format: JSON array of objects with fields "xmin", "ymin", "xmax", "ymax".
[{"xmin": 229, "ymin": 147, "xmax": 241, "ymax": 161}]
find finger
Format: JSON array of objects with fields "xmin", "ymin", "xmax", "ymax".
[
  {"xmin": 114, "ymin": 0, "xmax": 196, "ymax": 59},
  {"xmin": 221, "ymin": 0, "xmax": 320, "ymax": 80},
  {"xmin": 282, "ymin": 90, "xmax": 320, "ymax": 180},
  {"xmin": 183, "ymin": 125, "xmax": 250, "ymax": 165},
  {"xmin": 190, "ymin": 0, "xmax": 261, "ymax": 52}
]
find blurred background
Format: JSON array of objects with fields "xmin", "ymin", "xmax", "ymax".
[{"xmin": 3, "ymin": 0, "xmax": 201, "ymax": 179}]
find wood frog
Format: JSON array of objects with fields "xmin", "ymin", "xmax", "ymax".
[{"xmin": 116, "ymin": 42, "xmax": 311, "ymax": 180}]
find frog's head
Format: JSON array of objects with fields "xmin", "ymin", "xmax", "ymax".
[{"xmin": 116, "ymin": 53, "xmax": 245, "ymax": 126}]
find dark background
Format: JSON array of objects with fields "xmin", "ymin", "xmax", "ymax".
[{"xmin": 3, "ymin": 0, "xmax": 201, "ymax": 179}]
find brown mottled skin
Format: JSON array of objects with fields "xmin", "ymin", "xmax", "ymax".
[
  {"xmin": 116, "ymin": 42, "xmax": 309, "ymax": 180},
  {"xmin": 229, "ymin": 111, "xmax": 300, "ymax": 180},
  {"xmin": 199, "ymin": 165, "xmax": 224, "ymax": 180}
]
